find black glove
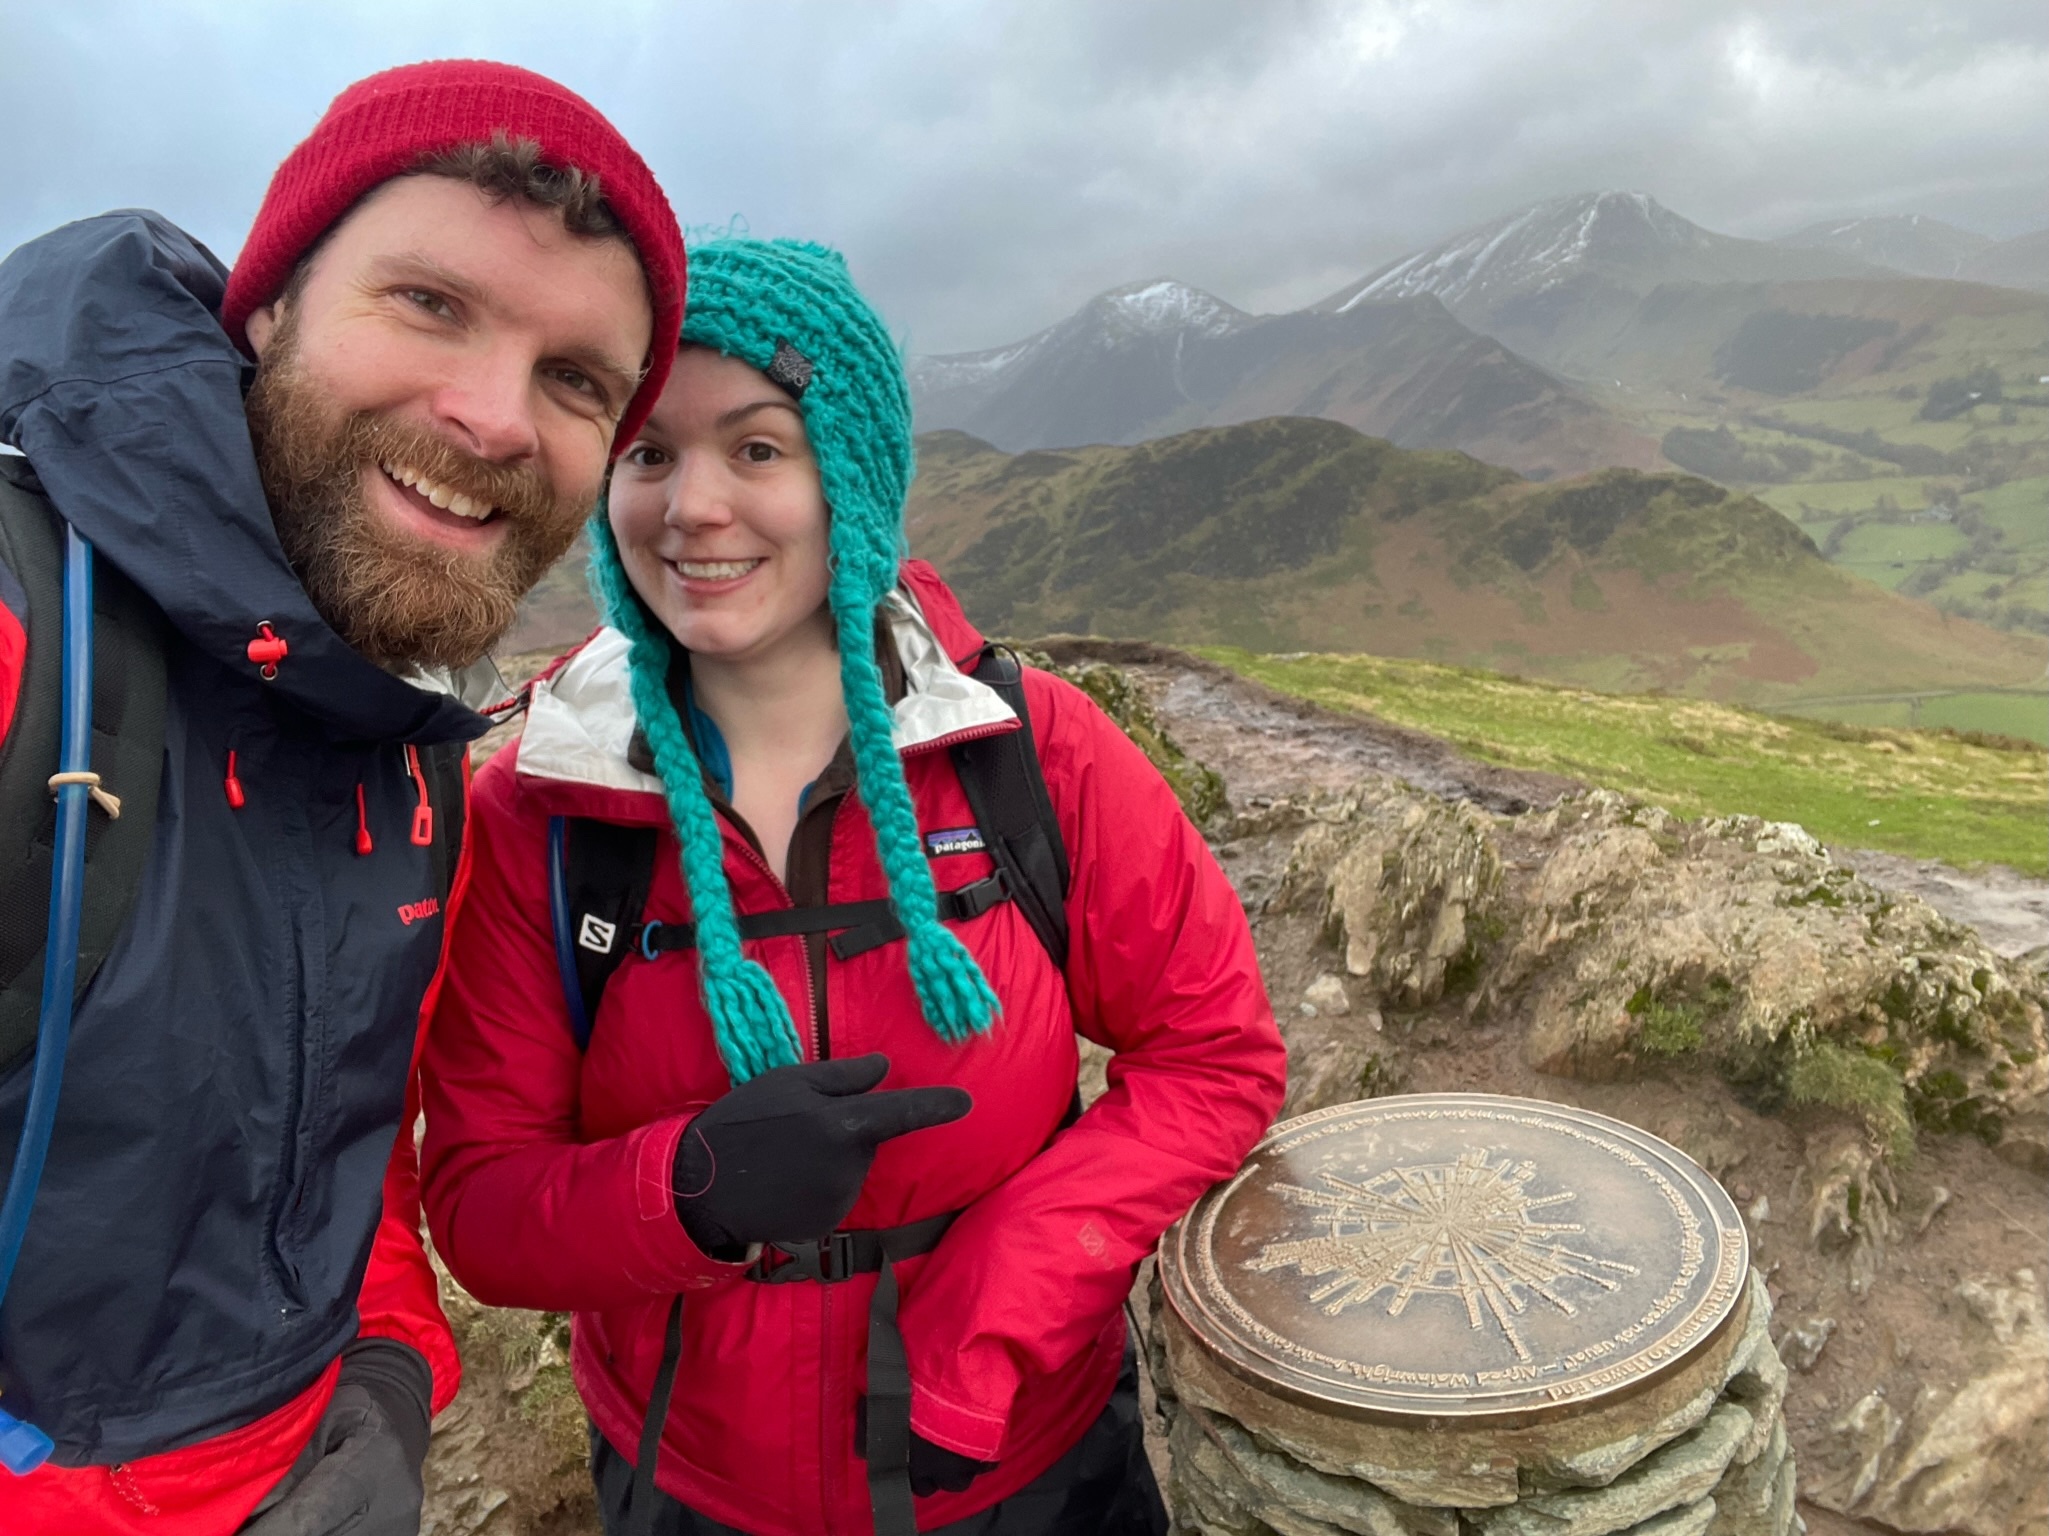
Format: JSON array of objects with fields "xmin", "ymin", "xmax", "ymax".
[
  {"xmin": 240, "ymin": 1338, "xmax": 433, "ymax": 1536},
  {"xmin": 673, "ymin": 1054, "xmax": 970, "ymax": 1255},
  {"xmin": 909, "ymin": 1431, "xmax": 999, "ymax": 1497}
]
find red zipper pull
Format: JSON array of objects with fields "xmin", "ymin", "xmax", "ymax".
[
  {"xmin": 405, "ymin": 745, "xmax": 433, "ymax": 846},
  {"xmin": 354, "ymin": 783, "xmax": 374, "ymax": 856},
  {"xmin": 224, "ymin": 750, "xmax": 246, "ymax": 809}
]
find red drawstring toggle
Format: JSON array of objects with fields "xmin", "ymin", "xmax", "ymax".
[
  {"xmin": 224, "ymin": 750, "xmax": 246, "ymax": 809},
  {"xmin": 354, "ymin": 783, "xmax": 374, "ymax": 856},
  {"xmin": 405, "ymin": 745, "xmax": 434, "ymax": 847},
  {"xmin": 247, "ymin": 622, "xmax": 288, "ymax": 680}
]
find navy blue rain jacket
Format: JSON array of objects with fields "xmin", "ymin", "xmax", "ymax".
[{"xmin": 0, "ymin": 212, "xmax": 492, "ymax": 1463}]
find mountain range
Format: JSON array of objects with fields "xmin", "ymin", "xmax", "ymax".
[
  {"xmin": 1783, "ymin": 215, "xmax": 2049, "ymax": 291},
  {"xmin": 910, "ymin": 192, "xmax": 2049, "ymax": 469},
  {"xmin": 1310, "ymin": 191, "xmax": 1877, "ymax": 373},
  {"xmin": 909, "ymin": 277, "xmax": 1658, "ymax": 480}
]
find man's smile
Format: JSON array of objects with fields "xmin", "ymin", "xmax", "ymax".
[{"xmin": 378, "ymin": 459, "xmax": 502, "ymax": 525}]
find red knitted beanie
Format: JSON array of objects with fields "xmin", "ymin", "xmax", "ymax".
[{"xmin": 223, "ymin": 59, "xmax": 684, "ymax": 452}]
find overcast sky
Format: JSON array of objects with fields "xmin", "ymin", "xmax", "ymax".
[{"xmin": 2, "ymin": 0, "xmax": 2042, "ymax": 354}]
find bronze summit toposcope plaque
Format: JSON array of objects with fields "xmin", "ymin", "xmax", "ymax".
[{"xmin": 1161, "ymin": 1094, "xmax": 1749, "ymax": 1425}]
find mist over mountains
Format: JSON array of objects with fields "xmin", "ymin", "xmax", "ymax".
[
  {"xmin": 908, "ymin": 276, "xmax": 1658, "ymax": 480},
  {"xmin": 910, "ymin": 191, "xmax": 2049, "ymax": 472}
]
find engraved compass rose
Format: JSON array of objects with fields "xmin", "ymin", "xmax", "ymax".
[{"xmin": 1244, "ymin": 1146, "xmax": 1639, "ymax": 1362}]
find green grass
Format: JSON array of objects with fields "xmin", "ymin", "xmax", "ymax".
[
  {"xmin": 1973, "ymin": 478, "xmax": 2049, "ymax": 554},
  {"xmin": 1757, "ymin": 477, "xmax": 1928, "ymax": 521},
  {"xmin": 1829, "ymin": 521, "xmax": 1972, "ymax": 590},
  {"xmin": 1202, "ymin": 647, "xmax": 2049, "ymax": 874},
  {"xmin": 1776, "ymin": 693, "xmax": 2048, "ymax": 745},
  {"xmin": 1788, "ymin": 1042, "xmax": 1916, "ymax": 1163},
  {"xmin": 1766, "ymin": 395, "xmax": 2047, "ymax": 454},
  {"xmin": 1921, "ymin": 693, "xmax": 2048, "ymax": 740}
]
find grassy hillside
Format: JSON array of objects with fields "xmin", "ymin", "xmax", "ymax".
[
  {"xmin": 910, "ymin": 419, "xmax": 2044, "ymax": 713},
  {"xmin": 1206, "ymin": 647, "xmax": 2047, "ymax": 875}
]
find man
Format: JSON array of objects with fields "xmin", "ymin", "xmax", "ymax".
[{"xmin": 0, "ymin": 61, "xmax": 683, "ymax": 1534}]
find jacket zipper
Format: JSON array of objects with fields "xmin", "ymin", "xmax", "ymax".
[
  {"xmin": 404, "ymin": 744, "xmax": 434, "ymax": 846},
  {"xmin": 719, "ymin": 794, "xmax": 862, "ymax": 1522},
  {"xmin": 720, "ymin": 824, "xmax": 821, "ymax": 1064},
  {"xmin": 898, "ymin": 717, "xmax": 1016, "ymax": 758}
]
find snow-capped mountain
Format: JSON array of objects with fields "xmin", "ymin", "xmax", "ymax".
[
  {"xmin": 911, "ymin": 280, "xmax": 1249, "ymax": 400},
  {"xmin": 909, "ymin": 276, "xmax": 1658, "ymax": 480},
  {"xmin": 1779, "ymin": 214, "xmax": 1992, "ymax": 280},
  {"xmin": 1318, "ymin": 192, "xmax": 1873, "ymax": 317}
]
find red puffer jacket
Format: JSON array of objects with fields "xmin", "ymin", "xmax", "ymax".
[{"xmin": 419, "ymin": 563, "xmax": 1284, "ymax": 1534}]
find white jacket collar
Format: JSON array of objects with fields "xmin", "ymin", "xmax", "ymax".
[{"xmin": 517, "ymin": 589, "xmax": 1015, "ymax": 795}]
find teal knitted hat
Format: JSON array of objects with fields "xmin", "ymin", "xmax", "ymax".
[{"xmin": 587, "ymin": 238, "xmax": 999, "ymax": 1083}]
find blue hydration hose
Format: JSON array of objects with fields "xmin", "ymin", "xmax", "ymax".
[{"xmin": 0, "ymin": 525, "xmax": 97, "ymax": 1475}]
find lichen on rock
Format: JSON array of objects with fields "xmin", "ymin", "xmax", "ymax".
[
  {"xmin": 1807, "ymin": 1269, "xmax": 2049, "ymax": 1536},
  {"xmin": 1276, "ymin": 782, "xmax": 1504, "ymax": 1010},
  {"xmin": 1265, "ymin": 781, "xmax": 2047, "ymax": 1166}
]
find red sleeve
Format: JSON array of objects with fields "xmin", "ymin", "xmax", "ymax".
[
  {"xmin": 418, "ymin": 748, "xmax": 742, "ymax": 1312},
  {"xmin": 0, "ymin": 557, "xmax": 25, "ymax": 746},
  {"xmin": 355, "ymin": 1071, "xmax": 462, "ymax": 1415},
  {"xmin": 899, "ymin": 675, "xmax": 1287, "ymax": 1459}
]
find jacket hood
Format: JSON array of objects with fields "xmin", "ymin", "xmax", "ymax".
[{"xmin": 0, "ymin": 210, "xmax": 496, "ymax": 745}]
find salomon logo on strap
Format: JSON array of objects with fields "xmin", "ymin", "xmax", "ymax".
[
  {"xmin": 578, "ymin": 914, "xmax": 618, "ymax": 954},
  {"xmin": 926, "ymin": 827, "xmax": 986, "ymax": 856}
]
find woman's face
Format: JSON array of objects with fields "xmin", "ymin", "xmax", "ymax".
[{"xmin": 608, "ymin": 345, "xmax": 833, "ymax": 665}]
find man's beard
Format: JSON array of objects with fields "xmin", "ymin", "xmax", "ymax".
[{"xmin": 244, "ymin": 314, "xmax": 599, "ymax": 675}]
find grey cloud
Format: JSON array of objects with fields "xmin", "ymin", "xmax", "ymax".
[{"xmin": 2, "ymin": 0, "xmax": 2040, "ymax": 354}]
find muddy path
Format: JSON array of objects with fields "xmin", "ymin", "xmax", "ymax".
[{"xmin": 1038, "ymin": 637, "xmax": 2049, "ymax": 964}]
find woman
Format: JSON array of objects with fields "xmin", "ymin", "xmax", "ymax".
[{"xmin": 420, "ymin": 239, "xmax": 1285, "ymax": 1536}]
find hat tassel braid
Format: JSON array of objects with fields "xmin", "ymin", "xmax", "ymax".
[
  {"xmin": 588, "ymin": 510, "xmax": 800, "ymax": 1083},
  {"xmin": 832, "ymin": 585, "xmax": 1000, "ymax": 1043}
]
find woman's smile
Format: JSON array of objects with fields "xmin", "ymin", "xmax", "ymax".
[{"xmin": 668, "ymin": 555, "xmax": 768, "ymax": 594}]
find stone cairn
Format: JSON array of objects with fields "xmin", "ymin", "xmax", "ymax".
[{"xmin": 1152, "ymin": 1095, "xmax": 1796, "ymax": 1536}]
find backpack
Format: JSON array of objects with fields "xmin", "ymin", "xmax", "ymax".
[
  {"xmin": 544, "ymin": 647, "xmax": 1072, "ymax": 1048},
  {"xmin": 0, "ymin": 456, "xmax": 166, "ymax": 1078}
]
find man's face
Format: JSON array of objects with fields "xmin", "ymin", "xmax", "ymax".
[{"xmin": 243, "ymin": 172, "xmax": 653, "ymax": 673}]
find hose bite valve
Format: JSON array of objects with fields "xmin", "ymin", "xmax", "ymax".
[{"xmin": 0, "ymin": 1402, "xmax": 54, "ymax": 1475}]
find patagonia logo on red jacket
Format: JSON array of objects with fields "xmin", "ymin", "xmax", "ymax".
[
  {"xmin": 926, "ymin": 826, "xmax": 986, "ymax": 856},
  {"xmin": 398, "ymin": 896, "xmax": 442, "ymax": 926}
]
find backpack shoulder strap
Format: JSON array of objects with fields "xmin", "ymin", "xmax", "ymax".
[
  {"xmin": 542, "ymin": 646, "xmax": 1074, "ymax": 1049},
  {"xmin": 0, "ymin": 460, "xmax": 167, "ymax": 1075},
  {"xmin": 547, "ymin": 814, "xmax": 659, "ymax": 1050},
  {"xmin": 951, "ymin": 647, "xmax": 1070, "ymax": 973},
  {"xmin": 419, "ymin": 742, "xmax": 468, "ymax": 902}
]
